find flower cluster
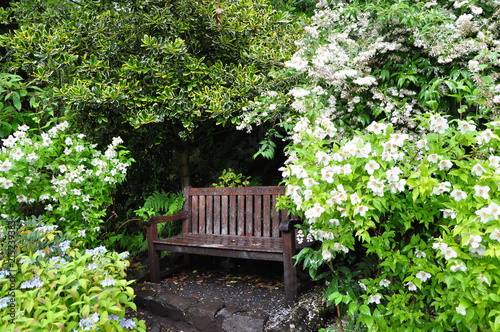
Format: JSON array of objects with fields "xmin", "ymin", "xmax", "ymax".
[{"xmin": 0, "ymin": 122, "xmax": 133, "ymax": 245}]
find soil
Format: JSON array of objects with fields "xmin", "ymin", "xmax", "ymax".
[{"xmin": 127, "ymin": 255, "xmax": 325, "ymax": 332}]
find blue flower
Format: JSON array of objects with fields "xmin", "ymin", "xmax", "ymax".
[
  {"xmin": 87, "ymin": 263, "xmax": 100, "ymax": 270},
  {"xmin": 34, "ymin": 225, "xmax": 58, "ymax": 233},
  {"xmin": 20, "ymin": 277, "xmax": 44, "ymax": 289},
  {"xmin": 78, "ymin": 313, "xmax": 100, "ymax": 331},
  {"xmin": 0, "ymin": 270, "xmax": 10, "ymax": 279},
  {"xmin": 120, "ymin": 318, "xmax": 137, "ymax": 330},
  {"xmin": 86, "ymin": 246, "xmax": 107, "ymax": 255},
  {"xmin": 0, "ymin": 297, "xmax": 12, "ymax": 310},
  {"xmin": 100, "ymin": 278, "xmax": 116, "ymax": 287},
  {"xmin": 108, "ymin": 314, "xmax": 120, "ymax": 321},
  {"xmin": 57, "ymin": 240, "xmax": 71, "ymax": 251},
  {"xmin": 35, "ymin": 249, "xmax": 47, "ymax": 258},
  {"xmin": 19, "ymin": 258, "xmax": 34, "ymax": 264}
]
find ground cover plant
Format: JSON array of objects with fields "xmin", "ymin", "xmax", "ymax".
[
  {"xmin": 0, "ymin": 105, "xmax": 145, "ymax": 330},
  {"xmin": 237, "ymin": 0, "xmax": 500, "ymax": 330},
  {"xmin": 1, "ymin": 216, "xmax": 146, "ymax": 332}
]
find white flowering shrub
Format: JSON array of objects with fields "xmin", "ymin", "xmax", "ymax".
[
  {"xmin": 239, "ymin": 0, "xmax": 500, "ymax": 157},
  {"xmin": 0, "ymin": 216, "xmax": 146, "ymax": 331},
  {"xmin": 0, "ymin": 122, "xmax": 133, "ymax": 246},
  {"xmin": 235, "ymin": 0, "xmax": 500, "ymax": 329},
  {"xmin": 278, "ymin": 110, "xmax": 500, "ymax": 330}
]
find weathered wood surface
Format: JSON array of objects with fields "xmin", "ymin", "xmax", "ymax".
[{"xmin": 146, "ymin": 186, "xmax": 303, "ymax": 304}]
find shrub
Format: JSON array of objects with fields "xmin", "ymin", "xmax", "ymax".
[
  {"xmin": 279, "ymin": 111, "xmax": 500, "ymax": 331},
  {"xmin": 0, "ymin": 120, "xmax": 133, "ymax": 246},
  {"xmin": 0, "ymin": 216, "xmax": 146, "ymax": 331}
]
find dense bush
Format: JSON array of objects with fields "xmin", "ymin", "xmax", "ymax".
[
  {"xmin": 0, "ymin": 116, "xmax": 133, "ymax": 246},
  {"xmin": 0, "ymin": 82, "xmax": 144, "ymax": 329},
  {"xmin": 281, "ymin": 112, "xmax": 500, "ymax": 330},
  {"xmin": 0, "ymin": 216, "xmax": 146, "ymax": 331},
  {"xmin": 239, "ymin": 0, "xmax": 500, "ymax": 330}
]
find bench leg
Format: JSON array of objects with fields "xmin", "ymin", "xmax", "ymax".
[
  {"xmin": 282, "ymin": 231, "xmax": 298, "ymax": 305},
  {"xmin": 149, "ymin": 249, "xmax": 161, "ymax": 283},
  {"xmin": 147, "ymin": 223, "xmax": 161, "ymax": 283}
]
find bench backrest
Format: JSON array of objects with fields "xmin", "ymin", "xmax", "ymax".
[{"xmin": 182, "ymin": 186, "xmax": 289, "ymax": 238}]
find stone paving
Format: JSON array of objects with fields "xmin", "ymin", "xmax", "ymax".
[{"xmin": 133, "ymin": 286, "xmax": 269, "ymax": 332}]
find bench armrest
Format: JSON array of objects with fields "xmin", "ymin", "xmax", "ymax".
[
  {"xmin": 279, "ymin": 219, "xmax": 303, "ymax": 232},
  {"xmin": 145, "ymin": 211, "xmax": 187, "ymax": 226}
]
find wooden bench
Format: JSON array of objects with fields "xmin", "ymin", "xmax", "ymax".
[{"xmin": 146, "ymin": 186, "xmax": 303, "ymax": 304}]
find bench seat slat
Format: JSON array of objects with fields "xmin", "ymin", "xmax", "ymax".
[{"xmin": 153, "ymin": 233, "xmax": 283, "ymax": 253}]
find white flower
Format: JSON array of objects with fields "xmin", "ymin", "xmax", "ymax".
[
  {"xmin": 279, "ymin": 167, "xmax": 290, "ymax": 178},
  {"xmin": 470, "ymin": 244, "xmax": 485, "ymax": 257},
  {"xmin": 305, "ymin": 203, "xmax": 325, "ymax": 219},
  {"xmin": 321, "ymin": 167, "xmax": 335, "ymax": 183},
  {"xmin": 285, "ymin": 55, "xmax": 309, "ymax": 72},
  {"xmin": 450, "ymin": 264, "xmax": 467, "ymax": 272},
  {"xmin": 303, "ymin": 178, "xmax": 318, "ymax": 188},
  {"xmin": 405, "ymin": 282, "xmax": 417, "ymax": 291},
  {"xmin": 440, "ymin": 209, "xmax": 457, "ymax": 219},
  {"xmin": 415, "ymin": 250, "xmax": 426, "ymax": 258},
  {"xmin": 430, "ymin": 116, "xmax": 449, "ymax": 134},
  {"xmin": 333, "ymin": 242, "xmax": 349, "ymax": 253},
  {"xmin": 442, "ymin": 247, "xmax": 458, "ymax": 260},
  {"xmin": 450, "ymin": 190, "xmax": 467, "ymax": 201},
  {"xmin": 432, "ymin": 181, "xmax": 451, "ymax": 195},
  {"xmin": 0, "ymin": 159, "xmax": 12, "ymax": 172},
  {"xmin": 388, "ymin": 133, "xmax": 408, "ymax": 147},
  {"xmin": 316, "ymin": 151, "xmax": 331, "ymax": 165},
  {"xmin": 427, "ymin": 154, "xmax": 440, "ymax": 163},
  {"xmin": 456, "ymin": 306, "xmax": 466, "ymax": 316},
  {"xmin": 416, "ymin": 139, "xmax": 429, "ymax": 150},
  {"xmin": 438, "ymin": 160, "xmax": 453, "ymax": 171},
  {"xmin": 477, "ymin": 129, "xmax": 495, "ymax": 144},
  {"xmin": 354, "ymin": 205, "xmax": 369, "ymax": 216},
  {"xmin": 468, "ymin": 60, "xmax": 481, "ymax": 73},
  {"xmin": 465, "ymin": 234, "xmax": 481, "ymax": 249},
  {"xmin": 10, "ymin": 149, "xmax": 24, "ymax": 161},
  {"xmin": 26, "ymin": 153, "xmax": 38, "ymax": 163},
  {"xmin": 2, "ymin": 135, "xmax": 17, "ymax": 148},
  {"xmin": 367, "ymin": 122, "xmax": 387, "ymax": 135},
  {"xmin": 368, "ymin": 294, "xmax": 382, "ymax": 304},
  {"xmin": 471, "ymin": 164, "xmax": 486, "ymax": 176},
  {"xmin": 0, "ymin": 178, "xmax": 14, "ymax": 189},
  {"xmin": 489, "ymin": 156, "xmax": 500, "ymax": 168},
  {"xmin": 415, "ymin": 271, "xmax": 432, "ymax": 282},
  {"xmin": 470, "ymin": 5, "xmax": 483, "ymax": 15},
  {"xmin": 350, "ymin": 193, "xmax": 361, "ymax": 205},
  {"xmin": 353, "ymin": 76, "xmax": 377, "ymax": 86},
  {"xmin": 365, "ymin": 160, "xmax": 380, "ymax": 175},
  {"xmin": 322, "ymin": 250, "xmax": 333, "ymax": 261},
  {"xmin": 111, "ymin": 137, "xmax": 124, "ymax": 146},
  {"xmin": 474, "ymin": 185, "xmax": 490, "ymax": 199},
  {"xmin": 478, "ymin": 275, "xmax": 489, "ymax": 284},
  {"xmin": 379, "ymin": 279, "xmax": 391, "ymax": 287},
  {"xmin": 489, "ymin": 228, "xmax": 500, "ymax": 242},
  {"xmin": 367, "ymin": 176, "xmax": 385, "ymax": 196},
  {"xmin": 386, "ymin": 167, "xmax": 402, "ymax": 182},
  {"xmin": 75, "ymin": 145, "xmax": 85, "ymax": 152},
  {"xmin": 290, "ymin": 165, "xmax": 308, "ymax": 179},
  {"xmin": 457, "ymin": 120, "xmax": 476, "ymax": 133}
]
